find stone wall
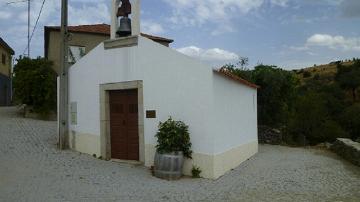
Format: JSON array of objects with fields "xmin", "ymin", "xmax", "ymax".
[
  {"xmin": 331, "ymin": 138, "xmax": 360, "ymax": 166},
  {"xmin": 258, "ymin": 125, "xmax": 282, "ymax": 145}
]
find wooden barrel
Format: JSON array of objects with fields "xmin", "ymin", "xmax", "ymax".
[{"xmin": 154, "ymin": 151, "xmax": 184, "ymax": 180}]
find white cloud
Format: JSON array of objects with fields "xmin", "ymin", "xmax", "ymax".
[
  {"xmin": 163, "ymin": 0, "xmax": 264, "ymax": 26},
  {"xmin": 68, "ymin": 3, "xmax": 109, "ymax": 25},
  {"xmin": 211, "ymin": 24, "xmax": 235, "ymax": 36},
  {"xmin": 270, "ymin": 0, "xmax": 288, "ymax": 7},
  {"xmin": 162, "ymin": 0, "xmax": 288, "ymax": 35},
  {"xmin": 177, "ymin": 46, "xmax": 239, "ymax": 61},
  {"xmin": 141, "ymin": 21, "xmax": 165, "ymax": 35},
  {"xmin": 290, "ymin": 34, "xmax": 360, "ymax": 52},
  {"xmin": 306, "ymin": 34, "xmax": 360, "ymax": 51},
  {"xmin": 0, "ymin": 11, "xmax": 12, "ymax": 19},
  {"xmin": 289, "ymin": 46, "xmax": 309, "ymax": 51}
]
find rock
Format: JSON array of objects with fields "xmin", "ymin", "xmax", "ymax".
[
  {"xmin": 258, "ymin": 125, "xmax": 282, "ymax": 145},
  {"xmin": 355, "ymin": 137, "xmax": 360, "ymax": 143},
  {"xmin": 316, "ymin": 143, "xmax": 326, "ymax": 147},
  {"xmin": 330, "ymin": 138, "xmax": 360, "ymax": 167},
  {"xmin": 325, "ymin": 142, "xmax": 332, "ymax": 149}
]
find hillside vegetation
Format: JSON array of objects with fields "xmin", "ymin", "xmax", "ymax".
[
  {"xmin": 295, "ymin": 60, "xmax": 354, "ymax": 84},
  {"xmin": 223, "ymin": 58, "xmax": 360, "ymax": 145}
]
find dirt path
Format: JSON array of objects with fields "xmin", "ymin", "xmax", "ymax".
[{"xmin": 0, "ymin": 107, "xmax": 359, "ymax": 202}]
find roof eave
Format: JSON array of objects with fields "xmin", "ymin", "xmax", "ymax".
[
  {"xmin": 0, "ymin": 38, "xmax": 15, "ymax": 55},
  {"xmin": 213, "ymin": 69, "xmax": 260, "ymax": 89}
]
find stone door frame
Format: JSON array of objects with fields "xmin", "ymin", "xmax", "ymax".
[{"xmin": 99, "ymin": 80, "xmax": 144, "ymax": 163}]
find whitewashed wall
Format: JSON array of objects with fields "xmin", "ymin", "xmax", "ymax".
[
  {"xmin": 137, "ymin": 38, "xmax": 216, "ymax": 154},
  {"xmin": 69, "ymin": 37, "xmax": 215, "ymax": 155},
  {"xmin": 212, "ymin": 74, "xmax": 258, "ymax": 154},
  {"xmin": 69, "ymin": 42, "xmax": 136, "ymax": 137},
  {"xmin": 69, "ymin": 36, "xmax": 257, "ymax": 158}
]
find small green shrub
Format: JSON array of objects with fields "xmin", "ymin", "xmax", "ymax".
[
  {"xmin": 155, "ymin": 117, "xmax": 192, "ymax": 158},
  {"xmin": 191, "ymin": 165, "xmax": 202, "ymax": 178},
  {"xmin": 341, "ymin": 104, "xmax": 360, "ymax": 140},
  {"xmin": 319, "ymin": 120, "xmax": 349, "ymax": 142},
  {"xmin": 303, "ymin": 71, "xmax": 311, "ymax": 78}
]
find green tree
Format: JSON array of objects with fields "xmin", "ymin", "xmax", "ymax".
[
  {"xmin": 287, "ymin": 92, "xmax": 328, "ymax": 144},
  {"xmin": 336, "ymin": 60, "xmax": 360, "ymax": 102},
  {"xmin": 318, "ymin": 84, "xmax": 346, "ymax": 122},
  {"xmin": 222, "ymin": 57, "xmax": 252, "ymax": 81},
  {"xmin": 320, "ymin": 120, "xmax": 348, "ymax": 143},
  {"xmin": 13, "ymin": 57, "xmax": 57, "ymax": 114},
  {"xmin": 251, "ymin": 65, "xmax": 299, "ymax": 127},
  {"xmin": 341, "ymin": 104, "xmax": 360, "ymax": 140},
  {"xmin": 287, "ymin": 92, "xmax": 348, "ymax": 145}
]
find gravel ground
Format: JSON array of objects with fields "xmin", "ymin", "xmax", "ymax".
[{"xmin": 0, "ymin": 106, "xmax": 359, "ymax": 202}]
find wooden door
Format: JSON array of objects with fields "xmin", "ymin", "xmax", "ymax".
[{"xmin": 109, "ymin": 89, "xmax": 139, "ymax": 160}]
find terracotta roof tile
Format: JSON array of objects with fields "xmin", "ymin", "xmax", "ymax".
[
  {"xmin": 44, "ymin": 24, "xmax": 173, "ymax": 42},
  {"xmin": 213, "ymin": 68, "xmax": 259, "ymax": 89}
]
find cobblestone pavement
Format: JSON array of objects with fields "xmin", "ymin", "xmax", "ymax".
[{"xmin": 0, "ymin": 107, "xmax": 359, "ymax": 202}]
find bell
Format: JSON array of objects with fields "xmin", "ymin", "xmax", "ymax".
[{"xmin": 116, "ymin": 16, "xmax": 132, "ymax": 37}]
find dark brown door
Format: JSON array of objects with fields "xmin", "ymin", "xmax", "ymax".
[{"xmin": 109, "ymin": 89, "xmax": 139, "ymax": 160}]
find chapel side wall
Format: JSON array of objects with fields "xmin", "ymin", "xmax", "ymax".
[
  {"xmin": 211, "ymin": 73, "xmax": 258, "ymax": 178},
  {"xmin": 136, "ymin": 37, "xmax": 217, "ymax": 177}
]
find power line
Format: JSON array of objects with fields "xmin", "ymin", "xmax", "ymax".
[
  {"xmin": 6, "ymin": 0, "xmax": 28, "ymax": 5},
  {"xmin": 22, "ymin": 0, "xmax": 46, "ymax": 56},
  {"xmin": 5, "ymin": 0, "xmax": 31, "ymax": 56}
]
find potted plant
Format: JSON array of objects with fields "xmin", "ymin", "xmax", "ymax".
[{"xmin": 154, "ymin": 117, "xmax": 192, "ymax": 180}]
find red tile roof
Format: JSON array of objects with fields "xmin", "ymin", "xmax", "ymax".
[
  {"xmin": 213, "ymin": 68, "xmax": 259, "ymax": 89},
  {"xmin": 44, "ymin": 24, "xmax": 174, "ymax": 43}
]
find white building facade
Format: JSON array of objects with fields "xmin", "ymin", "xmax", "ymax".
[{"xmin": 66, "ymin": 0, "xmax": 258, "ymax": 179}]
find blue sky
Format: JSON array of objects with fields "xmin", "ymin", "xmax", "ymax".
[{"xmin": 0, "ymin": 0, "xmax": 359, "ymax": 69}]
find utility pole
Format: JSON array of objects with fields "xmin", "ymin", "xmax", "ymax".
[
  {"xmin": 59, "ymin": 0, "xmax": 69, "ymax": 150},
  {"xmin": 27, "ymin": 0, "xmax": 30, "ymax": 57}
]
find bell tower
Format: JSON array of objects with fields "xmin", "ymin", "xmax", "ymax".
[{"xmin": 111, "ymin": 0, "xmax": 140, "ymax": 39}]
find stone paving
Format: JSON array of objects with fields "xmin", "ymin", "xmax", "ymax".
[{"xmin": 0, "ymin": 106, "xmax": 359, "ymax": 202}]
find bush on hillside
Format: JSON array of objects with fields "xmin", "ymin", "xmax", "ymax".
[
  {"xmin": 336, "ymin": 60, "xmax": 360, "ymax": 102},
  {"xmin": 222, "ymin": 59, "xmax": 358, "ymax": 146},
  {"xmin": 286, "ymin": 92, "xmax": 348, "ymax": 145},
  {"xmin": 303, "ymin": 71, "xmax": 311, "ymax": 78},
  {"xmin": 341, "ymin": 104, "xmax": 360, "ymax": 140},
  {"xmin": 286, "ymin": 92, "xmax": 328, "ymax": 145}
]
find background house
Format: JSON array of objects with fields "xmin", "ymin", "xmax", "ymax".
[
  {"xmin": 44, "ymin": 24, "xmax": 173, "ymax": 75},
  {"xmin": 0, "ymin": 37, "xmax": 14, "ymax": 106}
]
